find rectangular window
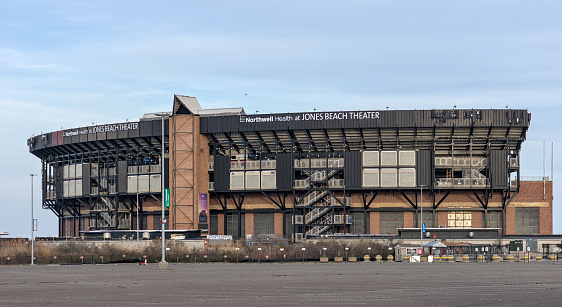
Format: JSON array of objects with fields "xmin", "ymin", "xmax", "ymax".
[
  {"xmin": 483, "ymin": 212, "xmax": 503, "ymax": 233},
  {"xmin": 285, "ymin": 213, "xmax": 293, "ymax": 238},
  {"xmin": 142, "ymin": 215, "xmax": 148, "ymax": 230},
  {"xmin": 420, "ymin": 212, "xmax": 434, "ymax": 228},
  {"xmin": 226, "ymin": 213, "xmax": 245, "ymax": 240},
  {"xmin": 63, "ymin": 217, "xmax": 73, "ymax": 237},
  {"xmin": 153, "ymin": 213, "xmax": 169, "ymax": 230},
  {"xmin": 209, "ymin": 213, "xmax": 218, "ymax": 235},
  {"xmin": 350, "ymin": 212, "xmax": 370, "ymax": 234},
  {"xmin": 447, "ymin": 211, "xmax": 472, "ymax": 228},
  {"xmin": 379, "ymin": 212, "xmax": 403, "ymax": 234},
  {"xmin": 254, "ymin": 213, "xmax": 274, "ymax": 235},
  {"xmin": 79, "ymin": 217, "xmax": 86, "ymax": 232},
  {"xmin": 515, "ymin": 207, "xmax": 539, "ymax": 234}
]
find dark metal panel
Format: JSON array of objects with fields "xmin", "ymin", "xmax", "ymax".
[
  {"xmin": 152, "ymin": 119, "xmax": 163, "ymax": 136},
  {"xmin": 200, "ymin": 117, "xmax": 208, "ymax": 134},
  {"xmin": 96, "ymin": 131, "xmax": 106, "ymax": 141},
  {"xmin": 117, "ymin": 128, "xmax": 128, "ymax": 139},
  {"xmin": 214, "ymin": 117, "xmax": 223, "ymax": 133},
  {"xmin": 117, "ymin": 160, "xmax": 128, "ymax": 193},
  {"xmin": 344, "ymin": 151, "xmax": 361, "ymax": 188},
  {"xmin": 82, "ymin": 163, "xmax": 90, "ymax": 195},
  {"xmin": 79, "ymin": 133, "xmax": 88, "ymax": 143},
  {"xmin": 63, "ymin": 134, "xmax": 72, "ymax": 144},
  {"xmin": 128, "ymin": 126, "xmax": 140, "ymax": 138},
  {"xmin": 273, "ymin": 119, "xmax": 280, "ymax": 131},
  {"xmin": 56, "ymin": 166, "xmax": 63, "ymax": 199},
  {"xmin": 214, "ymin": 155, "xmax": 230, "ymax": 192},
  {"xmin": 416, "ymin": 150, "xmax": 433, "ymax": 187},
  {"xmin": 87, "ymin": 131, "xmax": 97, "ymax": 142},
  {"xmin": 107, "ymin": 130, "xmax": 117, "ymax": 140},
  {"xmin": 139, "ymin": 121, "xmax": 153, "ymax": 137},
  {"xmin": 226, "ymin": 117, "xmax": 240, "ymax": 132},
  {"xmin": 276, "ymin": 153, "xmax": 292, "ymax": 191},
  {"xmin": 490, "ymin": 150, "xmax": 508, "ymax": 188}
]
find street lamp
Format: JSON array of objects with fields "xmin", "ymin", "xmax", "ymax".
[
  {"xmin": 136, "ymin": 193, "xmax": 140, "ymax": 247},
  {"xmin": 155, "ymin": 112, "xmax": 167, "ymax": 265},
  {"xmin": 345, "ymin": 247, "xmax": 350, "ymax": 262},
  {"xmin": 419, "ymin": 184, "xmax": 426, "ymax": 250},
  {"xmin": 30, "ymin": 174, "xmax": 38, "ymax": 265}
]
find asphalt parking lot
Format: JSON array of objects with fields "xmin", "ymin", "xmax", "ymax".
[{"xmin": 1, "ymin": 262, "xmax": 561, "ymax": 306}]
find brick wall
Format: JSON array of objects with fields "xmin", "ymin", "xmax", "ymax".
[
  {"xmin": 437, "ymin": 211, "xmax": 448, "ymax": 228},
  {"xmin": 217, "ymin": 214, "xmax": 225, "ymax": 235},
  {"xmin": 539, "ymin": 207, "xmax": 552, "ymax": 234},
  {"xmin": 206, "ymin": 181, "xmax": 552, "ymax": 236},
  {"xmin": 370, "ymin": 211, "xmax": 380, "ymax": 234},
  {"xmin": 509, "ymin": 181, "xmax": 553, "ymax": 235},
  {"xmin": 403, "ymin": 212, "xmax": 414, "ymax": 228},
  {"xmin": 471, "ymin": 211, "xmax": 483, "ymax": 228},
  {"xmin": 505, "ymin": 207, "xmax": 516, "ymax": 234},
  {"xmin": 170, "ymin": 114, "xmax": 208, "ymax": 230},
  {"xmin": 245, "ymin": 212, "xmax": 254, "ymax": 236},
  {"xmin": 274, "ymin": 212, "xmax": 284, "ymax": 237}
]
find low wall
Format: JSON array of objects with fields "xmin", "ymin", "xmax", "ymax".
[{"xmin": 41, "ymin": 239, "xmax": 205, "ymax": 251}]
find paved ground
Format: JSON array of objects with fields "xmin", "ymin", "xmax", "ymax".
[{"xmin": 1, "ymin": 262, "xmax": 562, "ymax": 306}]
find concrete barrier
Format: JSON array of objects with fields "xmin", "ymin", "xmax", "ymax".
[{"xmin": 348, "ymin": 257, "xmax": 357, "ymax": 262}]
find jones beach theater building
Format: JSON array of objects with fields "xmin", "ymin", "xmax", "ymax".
[{"xmin": 27, "ymin": 95, "xmax": 552, "ymax": 240}]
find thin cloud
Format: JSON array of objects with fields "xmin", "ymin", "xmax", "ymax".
[{"xmin": 0, "ymin": 48, "xmax": 58, "ymax": 70}]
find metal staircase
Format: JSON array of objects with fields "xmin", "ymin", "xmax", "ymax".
[
  {"xmin": 91, "ymin": 196, "xmax": 117, "ymax": 229},
  {"xmin": 294, "ymin": 157, "xmax": 349, "ymax": 238},
  {"xmin": 437, "ymin": 157, "xmax": 488, "ymax": 187}
]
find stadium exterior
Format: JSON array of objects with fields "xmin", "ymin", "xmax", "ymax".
[{"xmin": 27, "ymin": 95, "xmax": 553, "ymax": 242}]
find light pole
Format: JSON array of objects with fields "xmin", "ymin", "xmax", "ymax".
[
  {"xmin": 30, "ymin": 174, "xmax": 38, "ymax": 265},
  {"xmin": 419, "ymin": 184, "xmax": 426, "ymax": 250},
  {"xmin": 136, "ymin": 193, "xmax": 140, "ymax": 247},
  {"xmin": 156, "ymin": 112, "xmax": 167, "ymax": 264}
]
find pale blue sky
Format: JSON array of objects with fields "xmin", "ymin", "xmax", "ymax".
[{"xmin": 1, "ymin": 1, "xmax": 560, "ymax": 237}]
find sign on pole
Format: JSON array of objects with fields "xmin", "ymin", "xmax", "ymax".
[
  {"xmin": 164, "ymin": 188, "xmax": 170, "ymax": 208},
  {"xmin": 422, "ymin": 222, "xmax": 426, "ymax": 233}
]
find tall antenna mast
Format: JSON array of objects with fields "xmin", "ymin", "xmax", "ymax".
[
  {"xmin": 550, "ymin": 142, "xmax": 554, "ymax": 184},
  {"xmin": 543, "ymin": 141, "xmax": 546, "ymax": 200}
]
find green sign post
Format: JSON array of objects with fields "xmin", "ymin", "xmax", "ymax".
[{"xmin": 164, "ymin": 188, "xmax": 170, "ymax": 208}]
